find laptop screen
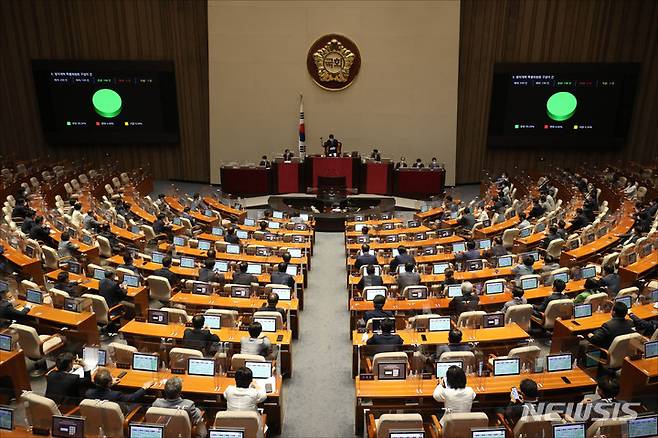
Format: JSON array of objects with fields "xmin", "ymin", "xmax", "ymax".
[
  {"xmin": 151, "ymin": 252, "xmax": 165, "ymax": 264},
  {"xmin": 212, "ymin": 227, "xmax": 224, "ymax": 236},
  {"xmin": 193, "ymin": 283, "xmax": 211, "ymax": 295},
  {"xmin": 520, "ymin": 277, "xmax": 539, "ymax": 290},
  {"xmin": 247, "ymin": 264, "xmax": 262, "ymax": 275},
  {"xmin": 552, "ymin": 272, "xmax": 569, "ymax": 283},
  {"xmin": 180, "ymin": 256, "xmax": 195, "ymax": 269},
  {"xmin": 173, "ymin": 236, "xmax": 185, "ymax": 246},
  {"xmin": 483, "ymin": 313, "xmax": 505, "ymax": 328},
  {"xmin": 287, "ymin": 248, "xmax": 302, "ymax": 258},
  {"xmin": 644, "ymin": 340, "xmax": 658, "ymax": 359},
  {"xmin": 447, "ymin": 284, "xmax": 462, "ymax": 298},
  {"xmin": 82, "ymin": 347, "xmax": 107, "ymax": 368},
  {"xmin": 388, "ymin": 431, "xmax": 424, "ymax": 438},
  {"xmin": 0, "ymin": 334, "xmax": 12, "ymax": 352},
  {"xmin": 203, "ymin": 314, "xmax": 221, "ymax": 329},
  {"xmin": 615, "ymin": 296, "xmax": 632, "ymax": 309},
  {"xmin": 519, "ymin": 227, "xmax": 532, "ymax": 238},
  {"xmin": 628, "ymin": 415, "xmax": 658, "ymax": 438},
  {"xmin": 433, "ymin": 263, "xmax": 450, "ymax": 274},
  {"xmin": 0, "ymin": 406, "xmax": 13, "ymax": 431},
  {"xmin": 209, "ymin": 429, "xmax": 245, "ymax": 438},
  {"xmin": 148, "ymin": 309, "xmax": 169, "ymax": 325},
  {"xmin": 122, "ymin": 274, "xmax": 140, "ymax": 288},
  {"xmin": 253, "ymin": 317, "xmax": 276, "ymax": 332},
  {"xmin": 26, "ymin": 289, "xmax": 43, "ymax": 305},
  {"xmin": 478, "ymin": 239, "xmax": 491, "ymax": 250},
  {"xmin": 198, "ymin": 240, "xmax": 212, "ymax": 251},
  {"xmin": 485, "ymin": 281, "xmax": 505, "ymax": 295},
  {"xmin": 581, "ymin": 266, "xmax": 596, "ymax": 279},
  {"xmin": 452, "ymin": 242, "xmax": 466, "ymax": 253},
  {"xmin": 552, "ymin": 423, "xmax": 585, "ymax": 438},
  {"xmin": 497, "ymin": 255, "xmax": 513, "ymax": 268},
  {"xmin": 230, "ymin": 285, "xmax": 251, "ymax": 299},
  {"xmin": 365, "ymin": 288, "xmax": 386, "ymax": 301},
  {"xmin": 129, "ymin": 424, "xmax": 165, "ymax": 438},
  {"xmin": 471, "ymin": 428, "xmax": 506, "ymax": 438},
  {"xmin": 435, "ymin": 360, "xmax": 463, "ymax": 378},
  {"xmin": 573, "ymin": 303, "xmax": 592, "ymax": 319},
  {"xmin": 245, "ymin": 360, "xmax": 273, "ymax": 379},
  {"xmin": 493, "ymin": 358, "xmax": 520, "ymax": 376},
  {"xmin": 268, "ymin": 221, "xmax": 280, "ymax": 229},
  {"xmin": 187, "ymin": 358, "xmax": 215, "ymax": 376},
  {"xmin": 286, "ymin": 265, "xmax": 298, "ymax": 276},
  {"xmin": 132, "ymin": 353, "xmax": 159, "ymax": 372},
  {"xmin": 226, "ymin": 244, "xmax": 240, "ymax": 254},
  {"xmin": 272, "ymin": 287, "xmax": 291, "ymax": 300},
  {"xmin": 52, "ymin": 416, "xmax": 85, "ymax": 438},
  {"xmin": 428, "ymin": 317, "xmax": 451, "ymax": 332},
  {"xmin": 547, "ymin": 353, "xmax": 572, "ymax": 372},
  {"xmin": 378, "ymin": 362, "xmax": 406, "ymax": 380},
  {"xmin": 236, "ymin": 230, "xmax": 249, "ymax": 239},
  {"xmin": 213, "ymin": 261, "xmax": 229, "ymax": 272},
  {"xmin": 522, "ymin": 251, "xmax": 539, "ymax": 262},
  {"xmin": 93, "ymin": 268, "xmax": 106, "ymax": 280},
  {"xmin": 244, "ymin": 218, "xmax": 256, "ymax": 226}
]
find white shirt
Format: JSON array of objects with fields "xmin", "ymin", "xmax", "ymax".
[
  {"xmin": 71, "ymin": 210, "xmax": 84, "ymax": 227},
  {"xmin": 224, "ymin": 385, "xmax": 267, "ymax": 412},
  {"xmin": 477, "ymin": 210, "xmax": 489, "ymax": 222},
  {"xmin": 433, "ymin": 384, "xmax": 476, "ymax": 416}
]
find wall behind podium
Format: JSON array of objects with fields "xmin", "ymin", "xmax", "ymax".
[{"xmin": 208, "ymin": 0, "xmax": 460, "ymax": 186}]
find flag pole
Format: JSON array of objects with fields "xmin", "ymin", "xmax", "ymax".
[{"xmin": 298, "ymin": 94, "xmax": 306, "ymax": 158}]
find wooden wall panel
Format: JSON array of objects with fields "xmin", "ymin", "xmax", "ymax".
[
  {"xmin": 456, "ymin": 0, "xmax": 658, "ymax": 183},
  {"xmin": 0, "ymin": 0, "xmax": 209, "ymax": 182}
]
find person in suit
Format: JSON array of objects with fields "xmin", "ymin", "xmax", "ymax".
[
  {"xmin": 28, "ymin": 216, "xmax": 51, "ymax": 242},
  {"xmin": 355, "ymin": 244, "xmax": 377, "ymax": 270},
  {"xmin": 412, "ymin": 158, "xmax": 424, "ymax": 168},
  {"xmin": 83, "ymin": 210, "xmax": 101, "ymax": 231},
  {"xmin": 438, "ymin": 268, "xmax": 459, "ymax": 294},
  {"xmin": 152, "ymin": 377, "xmax": 207, "ymax": 438},
  {"xmin": 456, "ymin": 240, "xmax": 480, "ymax": 262},
  {"xmin": 366, "ymin": 318, "xmax": 403, "ymax": 350},
  {"xmin": 270, "ymin": 262, "xmax": 295, "ymax": 289},
  {"xmin": 260, "ymin": 292, "xmax": 287, "ymax": 322},
  {"xmin": 259, "ymin": 155, "xmax": 270, "ymax": 167},
  {"xmin": 117, "ymin": 253, "xmax": 139, "ymax": 275},
  {"xmin": 397, "ymin": 262, "xmax": 420, "ymax": 291},
  {"xmin": 512, "ymin": 255, "xmax": 535, "ymax": 280},
  {"xmin": 358, "ymin": 264, "xmax": 384, "ymax": 290},
  {"xmin": 233, "ymin": 261, "xmax": 257, "ymax": 286},
  {"xmin": 458, "ymin": 208, "xmax": 476, "ymax": 229},
  {"xmin": 57, "ymin": 232, "xmax": 79, "ymax": 258},
  {"xmin": 501, "ymin": 286, "xmax": 527, "ymax": 315},
  {"xmin": 324, "ymin": 134, "xmax": 339, "ymax": 156},
  {"xmin": 364, "ymin": 294, "xmax": 393, "ymax": 323},
  {"xmin": 11, "ymin": 198, "xmax": 33, "ymax": 219},
  {"xmin": 428, "ymin": 157, "xmax": 441, "ymax": 170},
  {"xmin": 153, "ymin": 256, "xmax": 180, "ymax": 287},
  {"xmin": 599, "ymin": 264, "xmax": 621, "ymax": 297},
  {"xmin": 435, "ymin": 329, "xmax": 473, "ymax": 359},
  {"xmin": 541, "ymin": 225, "xmax": 561, "ymax": 249},
  {"xmin": 53, "ymin": 271, "xmax": 79, "ymax": 295},
  {"xmin": 283, "ymin": 149, "xmax": 294, "ymax": 161},
  {"xmin": 389, "ymin": 246, "xmax": 415, "ymax": 272},
  {"xmin": 224, "ymin": 227, "xmax": 241, "ymax": 245},
  {"xmin": 45, "ymin": 353, "xmax": 91, "ymax": 404},
  {"xmin": 533, "ymin": 278, "xmax": 567, "ymax": 315},
  {"xmin": 153, "ymin": 213, "xmax": 173, "ymax": 236},
  {"xmin": 395, "ymin": 156, "xmax": 408, "ymax": 169},
  {"xmin": 556, "ymin": 220, "xmax": 568, "ymax": 240},
  {"xmin": 629, "ymin": 310, "xmax": 658, "ymax": 337},
  {"xmin": 370, "ymin": 149, "xmax": 382, "ymax": 161},
  {"xmin": 504, "ymin": 379, "xmax": 540, "ymax": 427},
  {"xmin": 489, "ymin": 236, "xmax": 508, "ymax": 257},
  {"xmin": 0, "ymin": 287, "xmax": 31, "ymax": 323},
  {"xmin": 449, "ymin": 281, "xmax": 480, "ymax": 314},
  {"xmin": 198, "ymin": 259, "xmax": 221, "ymax": 283},
  {"xmin": 98, "ymin": 270, "xmax": 128, "ymax": 308},
  {"xmin": 570, "ymin": 208, "xmax": 590, "ymax": 231},
  {"xmin": 84, "ymin": 367, "xmax": 153, "ymax": 412},
  {"xmin": 240, "ymin": 322, "xmax": 271, "ymax": 356},
  {"xmin": 587, "ymin": 301, "xmax": 634, "ymax": 349},
  {"xmin": 20, "ymin": 210, "xmax": 36, "ymax": 234},
  {"xmin": 183, "ymin": 315, "xmax": 220, "ymax": 352}
]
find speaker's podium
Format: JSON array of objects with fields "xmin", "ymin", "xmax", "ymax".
[{"xmin": 305, "ymin": 152, "xmax": 361, "ymax": 191}]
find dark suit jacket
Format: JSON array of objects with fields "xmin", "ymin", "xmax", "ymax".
[
  {"xmin": 364, "ymin": 308, "xmax": 394, "ymax": 322},
  {"xmin": 366, "ymin": 333, "xmax": 404, "ymax": 353},
  {"xmin": 21, "ymin": 217, "xmax": 35, "ymax": 234},
  {"xmin": 233, "ymin": 272, "xmax": 257, "ymax": 285},
  {"xmin": 183, "ymin": 328, "xmax": 220, "ymax": 351},
  {"xmin": 534, "ymin": 292, "xmax": 566, "ymax": 314},
  {"xmin": 600, "ymin": 274, "xmax": 621, "ymax": 296},
  {"xmin": 29, "ymin": 225, "xmax": 51, "ymax": 242},
  {"xmin": 389, "ymin": 254, "xmax": 415, "ymax": 272},
  {"xmin": 589, "ymin": 316, "xmax": 634, "ymax": 349},
  {"xmin": 198, "ymin": 268, "xmax": 220, "ymax": 283},
  {"xmin": 84, "ymin": 385, "xmax": 146, "ymax": 403},
  {"xmin": 98, "ymin": 278, "xmax": 127, "ymax": 308},
  {"xmin": 448, "ymin": 294, "xmax": 480, "ymax": 313},
  {"xmin": 358, "ymin": 274, "xmax": 384, "ymax": 290},
  {"xmin": 355, "ymin": 253, "xmax": 378, "ymax": 270},
  {"xmin": 153, "ymin": 267, "xmax": 179, "ymax": 287},
  {"xmin": 270, "ymin": 271, "xmax": 295, "ymax": 288},
  {"xmin": 45, "ymin": 369, "xmax": 91, "ymax": 403},
  {"xmin": 225, "ymin": 234, "xmax": 241, "ymax": 244}
]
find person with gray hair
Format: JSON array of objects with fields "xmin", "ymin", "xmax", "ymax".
[
  {"xmin": 152, "ymin": 377, "xmax": 207, "ymax": 438},
  {"xmin": 448, "ymin": 281, "xmax": 479, "ymax": 314}
]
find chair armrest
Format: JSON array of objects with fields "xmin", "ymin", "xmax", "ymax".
[
  {"xmin": 108, "ymin": 303, "xmax": 125, "ymax": 319},
  {"xmin": 367, "ymin": 413, "xmax": 377, "ymax": 438},
  {"xmin": 63, "ymin": 406, "xmax": 80, "ymax": 416},
  {"xmin": 261, "ymin": 413, "xmax": 268, "ymax": 437},
  {"xmin": 430, "ymin": 415, "xmax": 442, "ymax": 438},
  {"xmin": 365, "ymin": 357, "xmax": 373, "ymax": 373},
  {"xmin": 123, "ymin": 404, "xmax": 142, "ymax": 425},
  {"xmin": 495, "ymin": 412, "xmax": 514, "ymax": 435}
]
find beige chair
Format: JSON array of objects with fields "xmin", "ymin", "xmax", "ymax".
[
  {"xmin": 109, "ymin": 342, "xmax": 137, "ymax": 365},
  {"xmin": 214, "ymin": 411, "xmax": 266, "ymax": 438},
  {"xmin": 370, "ymin": 413, "xmax": 423, "ymax": 438},
  {"xmin": 489, "ymin": 346, "xmax": 541, "ymax": 371},
  {"xmin": 505, "ymin": 304, "xmax": 533, "ymax": 331},
  {"xmin": 253, "ymin": 310, "xmax": 284, "ymax": 330},
  {"xmin": 435, "ymin": 412, "xmax": 488, "ymax": 437},
  {"xmin": 586, "ymin": 417, "xmax": 630, "ymax": 438},
  {"xmin": 616, "ymin": 286, "xmax": 639, "ymax": 299},
  {"xmin": 21, "ymin": 392, "xmax": 63, "ymax": 432},
  {"xmin": 600, "ymin": 252, "xmax": 619, "ymax": 270},
  {"xmin": 205, "ymin": 309, "xmax": 239, "ymax": 327},
  {"xmin": 439, "ymin": 351, "xmax": 476, "ymax": 370},
  {"xmin": 457, "ymin": 311, "xmax": 486, "ymax": 328},
  {"xmin": 96, "ymin": 235, "xmax": 113, "ymax": 258},
  {"xmin": 402, "ymin": 285, "xmax": 428, "ymax": 299},
  {"xmin": 169, "ymin": 347, "xmax": 203, "ymax": 370},
  {"xmin": 161, "ymin": 307, "xmax": 191, "ymax": 324},
  {"xmin": 231, "ymin": 353, "xmax": 265, "ymax": 370},
  {"xmin": 41, "ymin": 245, "xmax": 60, "ymax": 270},
  {"xmin": 599, "ymin": 332, "xmax": 645, "ymax": 369},
  {"xmin": 372, "ymin": 352, "xmax": 408, "ymax": 379},
  {"xmin": 140, "ymin": 224, "xmax": 165, "ymax": 244},
  {"xmin": 409, "ymin": 314, "xmax": 442, "ymax": 330},
  {"xmin": 584, "ymin": 292, "xmax": 609, "ymax": 312},
  {"xmin": 147, "ymin": 275, "xmax": 172, "ymax": 303},
  {"xmin": 145, "ymin": 407, "xmax": 192, "ymax": 438},
  {"xmin": 10, "ymin": 323, "xmax": 65, "ymax": 375},
  {"xmin": 651, "ymin": 328, "xmax": 658, "ymax": 341},
  {"xmin": 80, "ymin": 399, "xmax": 138, "ymax": 438},
  {"xmin": 512, "ymin": 413, "xmax": 561, "ymax": 437},
  {"xmin": 502, "ymin": 228, "xmax": 520, "ymax": 248},
  {"xmin": 81, "ymin": 293, "xmax": 123, "ymax": 327},
  {"xmin": 50, "ymin": 288, "xmax": 71, "ymax": 308},
  {"xmin": 540, "ymin": 299, "xmax": 573, "ymax": 329}
]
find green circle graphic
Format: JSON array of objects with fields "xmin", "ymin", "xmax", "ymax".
[
  {"xmin": 546, "ymin": 91, "xmax": 577, "ymax": 122},
  {"xmin": 92, "ymin": 89, "xmax": 122, "ymax": 118}
]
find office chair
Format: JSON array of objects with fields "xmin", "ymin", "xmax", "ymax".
[
  {"xmin": 545, "ymin": 238, "xmax": 565, "ymax": 259},
  {"xmin": 590, "ymin": 332, "xmax": 644, "ymax": 370},
  {"xmin": 21, "ymin": 392, "xmax": 67, "ymax": 432},
  {"xmin": 169, "ymin": 347, "xmax": 203, "ymax": 370},
  {"xmin": 368, "ymin": 413, "xmax": 423, "ymax": 438},
  {"xmin": 586, "ymin": 417, "xmax": 630, "ymax": 438},
  {"xmin": 496, "ymin": 412, "xmax": 561, "ymax": 437},
  {"xmin": 505, "ymin": 304, "xmax": 533, "ymax": 331},
  {"xmin": 502, "ymin": 228, "xmax": 520, "ymax": 249},
  {"xmin": 80, "ymin": 399, "xmax": 140, "ymax": 438},
  {"xmin": 439, "ymin": 351, "xmax": 476, "ymax": 370},
  {"xmin": 108, "ymin": 342, "xmax": 137, "ymax": 366},
  {"xmin": 456, "ymin": 311, "xmax": 486, "ymax": 328},
  {"xmin": 214, "ymin": 411, "xmax": 266, "ymax": 438},
  {"xmin": 535, "ymin": 299, "xmax": 573, "ymax": 330},
  {"xmin": 433, "ymin": 412, "xmax": 489, "ymax": 437},
  {"xmin": 146, "ymin": 275, "xmax": 172, "ymax": 305},
  {"xmin": 161, "ymin": 307, "xmax": 191, "ymax": 324},
  {"xmin": 371, "ymin": 352, "xmax": 409, "ymax": 379},
  {"xmin": 145, "ymin": 407, "xmax": 192, "ymax": 438},
  {"xmin": 9, "ymin": 323, "xmax": 65, "ymax": 377},
  {"xmin": 205, "ymin": 309, "xmax": 239, "ymax": 327},
  {"xmin": 230, "ymin": 353, "xmax": 265, "ymax": 370}
]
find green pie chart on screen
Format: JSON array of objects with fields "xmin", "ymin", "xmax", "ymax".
[
  {"xmin": 92, "ymin": 88, "xmax": 122, "ymax": 118},
  {"xmin": 546, "ymin": 91, "xmax": 577, "ymax": 121}
]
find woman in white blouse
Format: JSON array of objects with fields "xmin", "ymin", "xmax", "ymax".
[{"xmin": 432, "ymin": 365, "xmax": 476, "ymax": 424}]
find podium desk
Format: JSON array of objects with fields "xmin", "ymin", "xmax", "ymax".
[
  {"xmin": 220, "ymin": 165, "xmax": 272, "ymax": 196},
  {"xmin": 394, "ymin": 168, "xmax": 445, "ymax": 198},
  {"xmin": 273, "ymin": 159, "xmax": 303, "ymax": 193},
  {"xmin": 307, "ymin": 155, "xmax": 360, "ymax": 189},
  {"xmin": 363, "ymin": 161, "xmax": 393, "ymax": 195}
]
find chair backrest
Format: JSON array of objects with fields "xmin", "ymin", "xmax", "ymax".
[
  {"xmin": 9, "ymin": 323, "xmax": 43, "ymax": 359},
  {"xmin": 513, "ymin": 413, "xmax": 561, "ymax": 437},
  {"xmin": 21, "ymin": 392, "xmax": 62, "ymax": 431},
  {"xmin": 545, "ymin": 238, "xmax": 565, "ymax": 259},
  {"xmin": 376, "ymin": 413, "xmax": 423, "ymax": 438},
  {"xmin": 439, "ymin": 351, "xmax": 476, "ymax": 369},
  {"xmin": 502, "ymin": 228, "xmax": 520, "ymax": 247},
  {"xmin": 140, "ymin": 224, "xmax": 157, "ymax": 241},
  {"xmin": 80, "ymin": 399, "xmax": 125, "ymax": 438},
  {"xmin": 42, "ymin": 246, "xmax": 60, "ymax": 269},
  {"xmin": 147, "ymin": 275, "xmax": 172, "ymax": 302},
  {"xmin": 505, "ymin": 304, "xmax": 533, "ymax": 331},
  {"xmin": 409, "ymin": 313, "xmax": 441, "ymax": 330},
  {"xmin": 608, "ymin": 332, "xmax": 644, "ymax": 369},
  {"xmin": 169, "ymin": 347, "xmax": 203, "ymax": 370},
  {"xmin": 616, "ymin": 286, "xmax": 639, "ymax": 299},
  {"xmin": 109, "ymin": 342, "xmax": 137, "ymax": 365},
  {"xmin": 205, "ymin": 308, "xmax": 239, "ymax": 327},
  {"xmin": 145, "ymin": 407, "xmax": 191, "ymax": 438},
  {"xmin": 601, "ymin": 252, "xmax": 619, "ymax": 269},
  {"xmin": 441, "ymin": 412, "xmax": 489, "ymax": 437},
  {"xmin": 543, "ymin": 299, "xmax": 573, "ymax": 329},
  {"xmin": 161, "ymin": 307, "xmax": 191, "ymax": 324},
  {"xmin": 457, "ymin": 311, "xmax": 486, "ymax": 328},
  {"xmin": 253, "ymin": 310, "xmax": 284, "ymax": 330},
  {"xmin": 583, "ymin": 292, "xmax": 609, "ymax": 312},
  {"xmin": 230, "ymin": 353, "xmax": 265, "ymax": 370},
  {"xmin": 507, "ymin": 345, "xmax": 541, "ymax": 369},
  {"xmin": 372, "ymin": 352, "xmax": 408, "ymax": 379},
  {"xmin": 586, "ymin": 417, "xmax": 630, "ymax": 438},
  {"xmin": 96, "ymin": 235, "xmax": 113, "ymax": 258},
  {"xmin": 214, "ymin": 411, "xmax": 262, "ymax": 438},
  {"xmin": 81, "ymin": 293, "xmax": 110, "ymax": 325}
]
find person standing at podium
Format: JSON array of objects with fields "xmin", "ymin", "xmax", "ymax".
[
  {"xmin": 412, "ymin": 158, "xmax": 424, "ymax": 168},
  {"xmin": 370, "ymin": 149, "xmax": 382, "ymax": 161},
  {"xmin": 283, "ymin": 149, "xmax": 294, "ymax": 161},
  {"xmin": 324, "ymin": 134, "xmax": 339, "ymax": 157}
]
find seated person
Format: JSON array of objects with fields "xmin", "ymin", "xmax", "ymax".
[
  {"xmin": 517, "ymin": 212, "xmax": 531, "ymax": 230},
  {"xmin": 45, "ymin": 353, "xmax": 91, "ymax": 404},
  {"xmin": 355, "ymin": 244, "xmax": 377, "ymax": 270},
  {"xmin": 11, "ymin": 198, "xmax": 33, "ymax": 218},
  {"xmin": 512, "ymin": 255, "xmax": 535, "ymax": 279},
  {"xmin": 533, "ymin": 278, "xmax": 567, "ymax": 315},
  {"xmin": 571, "ymin": 208, "xmax": 589, "ymax": 231},
  {"xmin": 98, "ymin": 270, "xmax": 128, "ymax": 308},
  {"xmin": 198, "ymin": 259, "xmax": 221, "ymax": 283},
  {"xmin": 233, "ymin": 262, "xmax": 257, "ymax": 286},
  {"xmin": 541, "ymin": 225, "xmax": 561, "ymax": 249},
  {"xmin": 224, "ymin": 227, "xmax": 241, "ymax": 245},
  {"xmin": 83, "ymin": 210, "xmax": 101, "ymax": 231},
  {"xmin": 224, "ymin": 367, "xmax": 267, "ymax": 413},
  {"xmin": 412, "ymin": 158, "xmax": 424, "ymax": 168},
  {"xmin": 283, "ymin": 149, "xmax": 293, "ymax": 161},
  {"xmin": 260, "ymin": 292, "xmax": 287, "ymax": 323},
  {"xmin": 183, "ymin": 314, "xmax": 220, "ymax": 352},
  {"xmin": 587, "ymin": 301, "xmax": 634, "ymax": 350},
  {"xmin": 85, "ymin": 366, "xmax": 153, "ymax": 412},
  {"xmin": 448, "ymin": 281, "xmax": 479, "ymax": 314},
  {"xmin": 432, "ymin": 365, "xmax": 476, "ymax": 424},
  {"xmin": 395, "ymin": 156, "xmax": 408, "ymax": 169},
  {"xmin": 270, "ymin": 262, "xmax": 295, "ymax": 289},
  {"xmin": 117, "ymin": 253, "xmax": 139, "ymax": 275},
  {"xmin": 438, "ymin": 268, "xmax": 459, "ymax": 294},
  {"xmin": 396, "ymin": 262, "xmax": 420, "ymax": 291},
  {"xmin": 20, "ymin": 210, "xmax": 36, "ymax": 234},
  {"xmin": 489, "ymin": 236, "xmax": 508, "ymax": 257},
  {"xmin": 580, "ymin": 376, "xmax": 630, "ymax": 419},
  {"xmin": 0, "ymin": 287, "xmax": 31, "ymax": 323},
  {"xmin": 364, "ymin": 294, "xmax": 393, "ymax": 323},
  {"xmin": 435, "ymin": 329, "xmax": 473, "ymax": 359},
  {"xmin": 370, "ymin": 149, "xmax": 382, "ymax": 161},
  {"xmin": 528, "ymin": 199, "xmax": 545, "ymax": 219},
  {"xmin": 153, "ymin": 256, "xmax": 180, "ymax": 287},
  {"xmin": 152, "ymin": 377, "xmax": 207, "ymax": 438},
  {"xmin": 629, "ymin": 310, "xmax": 658, "ymax": 337},
  {"xmin": 240, "ymin": 322, "xmax": 272, "ymax": 356},
  {"xmin": 366, "ymin": 318, "xmax": 403, "ymax": 349},
  {"xmin": 357, "ymin": 264, "xmax": 383, "ymax": 290},
  {"xmin": 501, "ymin": 286, "xmax": 527, "ymax": 314},
  {"xmin": 54, "ymin": 270, "xmax": 79, "ymax": 295},
  {"xmin": 599, "ymin": 264, "xmax": 621, "ymax": 297},
  {"xmin": 28, "ymin": 216, "xmax": 51, "ymax": 242},
  {"xmin": 153, "ymin": 213, "xmax": 173, "ymax": 236},
  {"xmin": 259, "ymin": 155, "xmax": 270, "ymax": 167},
  {"xmin": 458, "ymin": 208, "xmax": 476, "ymax": 229},
  {"xmin": 573, "ymin": 278, "xmax": 601, "ymax": 304},
  {"xmin": 456, "ymin": 240, "xmax": 480, "ymax": 262},
  {"xmin": 389, "ymin": 246, "xmax": 415, "ymax": 272},
  {"xmin": 504, "ymin": 378, "xmax": 539, "ymax": 426}
]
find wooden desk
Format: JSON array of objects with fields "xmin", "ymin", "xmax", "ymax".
[
  {"xmin": 354, "ymin": 368, "xmax": 596, "ymax": 435},
  {"xmin": 345, "ymin": 226, "xmax": 431, "ymax": 237},
  {"xmin": 203, "ymin": 196, "xmax": 247, "ymax": 221},
  {"xmin": 345, "ymin": 235, "xmax": 464, "ymax": 252},
  {"xmin": 154, "ymin": 244, "xmax": 309, "ymax": 268},
  {"xmin": 474, "ymin": 216, "xmax": 520, "ymax": 238},
  {"xmin": 618, "ymin": 357, "xmax": 658, "ymax": 402},
  {"xmin": 414, "ymin": 207, "xmax": 445, "ymax": 221},
  {"xmin": 123, "ymin": 195, "xmax": 184, "ymax": 233},
  {"xmin": 619, "ymin": 251, "xmax": 658, "ymax": 286},
  {"xmin": 237, "ymin": 223, "xmax": 314, "ymax": 237},
  {"xmin": 0, "ymin": 350, "xmax": 30, "ymax": 401},
  {"xmin": 165, "ymin": 196, "xmax": 220, "ymax": 226},
  {"xmin": 170, "ymin": 292, "xmax": 300, "ymax": 339},
  {"xmin": 551, "ymin": 303, "xmax": 658, "ymax": 352},
  {"xmin": 346, "ymin": 218, "xmax": 404, "ymax": 227},
  {"xmin": 119, "ymin": 321, "xmax": 293, "ymax": 377},
  {"xmin": 109, "ymin": 367, "xmax": 283, "ymax": 435},
  {"xmin": 48, "ymin": 230, "xmax": 100, "ymax": 265},
  {"xmin": 0, "ymin": 239, "xmax": 43, "ymax": 284},
  {"xmin": 20, "ymin": 300, "xmax": 99, "ymax": 344}
]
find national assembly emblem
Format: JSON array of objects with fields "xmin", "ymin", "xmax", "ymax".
[{"xmin": 307, "ymin": 34, "xmax": 361, "ymax": 91}]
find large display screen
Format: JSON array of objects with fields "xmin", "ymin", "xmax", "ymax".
[
  {"xmin": 487, "ymin": 63, "xmax": 639, "ymax": 147},
  {"xmin": 32, "ymin": 60, "xmax": 179, "ymax": 144}
]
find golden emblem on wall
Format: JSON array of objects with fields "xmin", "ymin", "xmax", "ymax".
[{"xmin": 307, "ymin": 34, "xmax": 361, "ymax": 91}]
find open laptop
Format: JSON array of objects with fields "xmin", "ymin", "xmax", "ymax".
[
  {"xmin": 492, "ymin": 358, "xmax": 520, "ymax": 376},
  {"xmin": 129, "ymin": 424, "xmax": 165, "ymax": 438},
  {"xmin": 435, "ymin": 360, "xmax": 462, "ymax": 379},
  {"xmin": 0, "ymin": 405, "xmax": 13, "ymax": 431},
  {"xmin": 628, "ymin": 414, "xmax": 658, "ymax": 438},
  {"xmin": 253, "ymin": 317, "xmax": 276, "ymax": 333},
  {"xmin": 0, "ymin": 334, "xmax": 13, "ymax": 352},
  {"xmin": 132, "ymin": 353, "xmax": 159, "ymax": 372},
  {"xmin": 187, "ymin": 358, "xmax": 215, "ymax": 376},
  {"xmin": 546, "ymin": 353, "xmax": 572, "ymax": 372},
  {"xmin": 471, "ymin": 428, "xmax": 506, "ymax": 438},
  {"xmin": 52, "ymin": 415, "xmax": 85, "ymax": 438},
  {"xmin": 208, "ymin": 428, "xmax": 245, "ymax": 438},
  {"xmin": 552, "ymin": 423, "xmax": 585, "ymax": 438}
]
